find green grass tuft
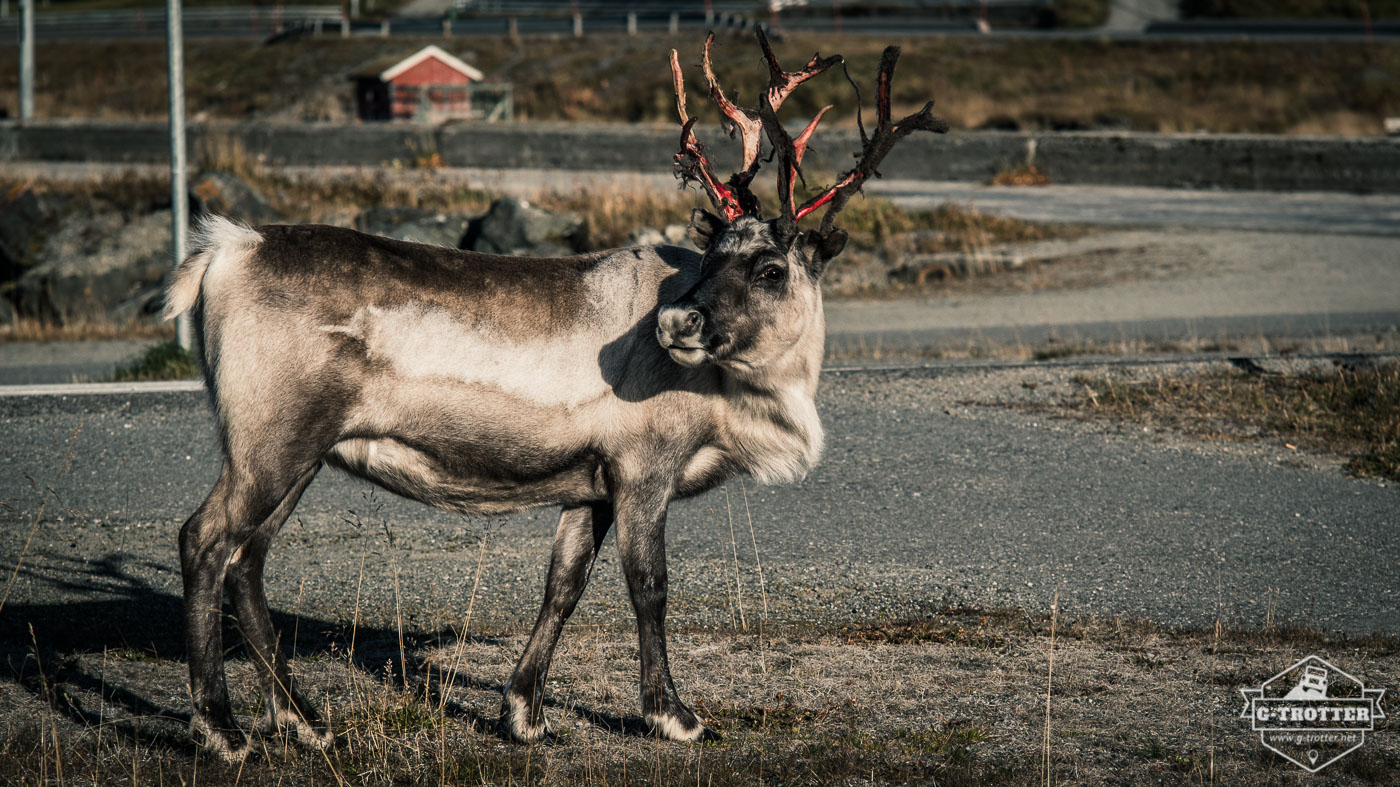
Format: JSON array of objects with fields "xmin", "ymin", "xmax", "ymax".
[{"xmin": 110, "ymin": 340, "xmax": 201, "ymax": 382}]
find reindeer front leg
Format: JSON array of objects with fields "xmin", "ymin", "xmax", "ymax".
[
  {"xmin": 502, "ymin": 502, "xmax": 614, "ymax": 742},
  {"xmin": 614, "ymin": 479, "xmax": 715, "ymax": 742}
]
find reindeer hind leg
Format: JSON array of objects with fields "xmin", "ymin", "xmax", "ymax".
[
  {"xmin": 181, "ymin": 453, "xmax": 323, "ymax": 761},
  {"xmin": 224, "ymin": 464, "xmax": 332, "ymax": 750}
]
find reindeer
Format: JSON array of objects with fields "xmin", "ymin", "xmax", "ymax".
[{"xmin": 163, "ymin": 29, "xmax": 947, "ymax": 759}]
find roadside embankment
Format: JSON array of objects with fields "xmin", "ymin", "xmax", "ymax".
[{"xmin": 4, "ymin": 120, "xmax": 1400, "ymax": 192}]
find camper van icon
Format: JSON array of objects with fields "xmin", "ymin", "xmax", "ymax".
[{"xmin": 1283, "ymin": 665, "xmax": 1330, "ymax": 700}]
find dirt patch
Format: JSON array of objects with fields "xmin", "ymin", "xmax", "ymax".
[
  {"xmin": 972, "ymin": 359, "xmax": 1400, "ymax": 481},
  {"xmin": 2, "ymin": 613, "xmax": 1396, "ymax": 785}
]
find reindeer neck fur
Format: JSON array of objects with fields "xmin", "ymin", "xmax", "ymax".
[{"xmin": 713, "ymin": 303, "xmax": 825, "ymax": 485}]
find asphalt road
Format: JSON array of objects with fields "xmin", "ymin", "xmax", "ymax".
[
  {"xmin": 867, "ymin": 183, "xmax": 1400, "ymax": 237},
  {"xmin": 1, "ymin": 362, "xmax": 1394, "ymax": 667}
]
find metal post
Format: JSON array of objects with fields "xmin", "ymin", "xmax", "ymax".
[
  {"xmin": 19, "ymin": 0, "xmax": 34, "ymax": 119},
  {"xmin": 167, "ymin": 0, "xmax": 192, "ymax": 351}
]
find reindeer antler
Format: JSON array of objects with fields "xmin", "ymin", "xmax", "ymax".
[
  {"xmin": 796, "ymin": 46, "xmax": 951, "ymax": 235},
  {"xmin": 672, "ymin": 30, "xmax": 948, "ymax": 234}
]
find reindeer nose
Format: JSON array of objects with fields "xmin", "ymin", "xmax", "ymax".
[{"xmin": 658, "ymin": 307, "xmax": 705, "ymax": 344}]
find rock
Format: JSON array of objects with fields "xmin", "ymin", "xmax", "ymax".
[
  {"xmin": 15, "ymin": 210, "xmax": 173, "ymax": 324},
  {"xmin": 353, "ymin": 207, "xmax": 473, "ymax": 248},
  {"xmin": 190, "ymin": 171, "xmax": 280, "ymax": 226},
  {"xmin": 110, "ymin": 285, "xmax": 167, "ymax": 324},
  {"xmin": 464, "ymin": 197, "xmax": 583, "ymax": 256},
  {"xmin": 628, "ymin": 227, "xmax": 666, "ymax": 247},
  {"xmin": 664, "ymin": 223, "xmax": 700, "ymax": 252},
  {"xmin": 627, "ymin": 224, "xmax": 699, "ymax": 251},
  {"xmin": 0, "ymin": 189, "xmax": 72, "ymax": 283}
]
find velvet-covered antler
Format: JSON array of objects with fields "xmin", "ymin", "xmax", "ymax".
[
  {"xmin": 794, "ymin": 46, "xmax": 951, "ymax": 235},
  {"xmin": 672, "ymin": 30, "xmax": 948, "ymax": 234}
]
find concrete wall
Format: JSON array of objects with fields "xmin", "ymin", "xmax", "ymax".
[{"xmin": 3, "ymin": 120, "xmax": 1398, "ymax": 193}]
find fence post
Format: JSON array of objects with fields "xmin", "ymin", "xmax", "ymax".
[
  {"xmin": 627, "ymin": 11, "xmax": 636, "ymax": 34},
  {"xmin": 166, "ymin": 0, "xmax": 192, "ymax": 351},
  {"xmin": 379, "ymin": 18, "xmax": 388, "ymax": 36},
  {"xmin": 340, "ymin": 13, "xmax": 349, "ymax": 36},
  {"xmin": 508, "ymin": 16, "xmax": 517, "ymax": 39},
  {"xmin": 669, "ymin": 11, "xmax": 678, "ymax": 34},
  {"xmin": 572, "ymin": 13, "xmax": 582, "ymax": 37},
  {"xmin": 19, "ymin": 0, "xmax": 33, "ymax": 119}
]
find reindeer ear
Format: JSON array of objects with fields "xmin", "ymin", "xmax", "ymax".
[
  {"xmin": 688, "ymin": 209, "xmax": 725, "ymax": 251},
  {"xmin": 798, "ymin": 229, "xmax": 847, "ymax": 277}
]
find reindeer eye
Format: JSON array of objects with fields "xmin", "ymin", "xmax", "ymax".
[{"xmin": 758, "ymin": 265, "xmax": 786, "ymax": 284}]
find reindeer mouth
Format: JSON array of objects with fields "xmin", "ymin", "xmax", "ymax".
[{"xmin": 665, "ymin": 345, "xmax": 712, "ymax": 367}]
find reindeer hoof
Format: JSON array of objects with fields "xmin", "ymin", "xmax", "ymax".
[
  {"xmin": 646, "ymin": 711, "xmax": 714, "ymax": 743},
  {"xmin": 192, "ymin": 715, "xmax": 250, "ymax": 763},
  {"xmin": 259, "ymin": 706, "xmax": 334, "ymax": 750},
  {"xmin": 502, "ymin": 694, "xmax": 553, "ymax": 744}
]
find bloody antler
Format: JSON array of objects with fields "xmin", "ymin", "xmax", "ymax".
[
  {"xmin": 671, "ymin": 48, "xmax": 745, "ymax": 220},
  {"xmin": 672, "ymin": 30, "xmax": 947, "ymax": 234},
  {"xmin": 797, "ymin": 46, "xmax": 951, "ymax": 235}
]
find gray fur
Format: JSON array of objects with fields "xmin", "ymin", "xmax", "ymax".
[{"xmin": 167, "ymin": 211, "xmax": 835, "ymax": 757}]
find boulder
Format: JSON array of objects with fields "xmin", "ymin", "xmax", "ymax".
[
  {"xmin": 190, "ymin": 171, "xmax": 280, "ymax": 226},
  {"xmin": 463, "ymin": 197, "xmax": 583, "ymax": 257},
  {"xmin": 0, "ymin": 189, "xmax": 72, "ymax": 283},
  {"xmin": 664, "ymin": 223, "xmax": 701, "ymax": 252},
  {"xmin": 628, "ymin": 227, "xmax": 667, "ymax": 247},
  {"xmin": 14, "ymin": 210, "xmax": 173, "ymax": 324},
  {"xmin": 353, "ymin": 207, "xmax": 474, "ymax": 248}
]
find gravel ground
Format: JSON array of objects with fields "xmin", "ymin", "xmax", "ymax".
[
  {"xmin": 2, "ymin": 356, "xmax": 1397, "ymax": 783},
  {"xmin": 1, "ymin": 613, "xmax": 1395, "ymax": 784}
]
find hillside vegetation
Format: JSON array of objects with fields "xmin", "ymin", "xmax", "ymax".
[{"xmin": 1, "ymin": 32, "xmax": 1398, "ymax": 134}]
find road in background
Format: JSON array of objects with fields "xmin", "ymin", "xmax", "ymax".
[
  {"xmin": 1, "ymin": 169, "xmax": 1396, "ymax": 383},
  {"xmin": 1, "ymin": 359, "xmax": 1394, "ymax": 660}
]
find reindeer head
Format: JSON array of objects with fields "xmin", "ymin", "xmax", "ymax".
[{"xmin": 656, "ymin": 30, "xmax": 949, "ymax": 371}]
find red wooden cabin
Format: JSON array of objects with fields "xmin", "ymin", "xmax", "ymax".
[{"xmin": 354, "ymin": 45, "xmax": 485, "ymax": 122}]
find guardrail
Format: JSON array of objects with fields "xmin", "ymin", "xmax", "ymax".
[
  {"xmin": 447, "ymin": 1, "xmax": 1041, "ymax": 13},
  {"xmin": 0, "ymin": 5, "xmax": 343, "ymax": 40}
]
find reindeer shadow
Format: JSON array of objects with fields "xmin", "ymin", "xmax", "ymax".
[
  {"xmin": 2, "ymin": 549, "xmax": 657, "ymax": 749},
  {"xmin": 0, "ymin": 550, "xmax": 499, "ymax": 748},
  {"xmin": 598, "ymin": 245, "xmax": 708, "ymax": 404}
]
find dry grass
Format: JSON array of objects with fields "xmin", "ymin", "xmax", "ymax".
[
  {"xmin": 825, "ymin": 331, "xmax": 1400, "ymax": 371},
  {"xmin": 1063, "ymin": 362, "xmax": 1400, "ymax": 481},
  {"xmin": 1, "ymin": 34, "xmax": 1398, "ymax": 134},
  {"xmin": 2, "ymin": 611, "xmax": 1396, "ymax": 785},
  {"xmin": 3, "ymin": 166, "xmax": 1087, "ymax": 342},
  {"xmin": 0, "ymin": 315, "xmax": 174, "ymax": 344},
  {"xmin": 990, "ymin": 163, "xmax": 1052, "ymax": 187}
]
